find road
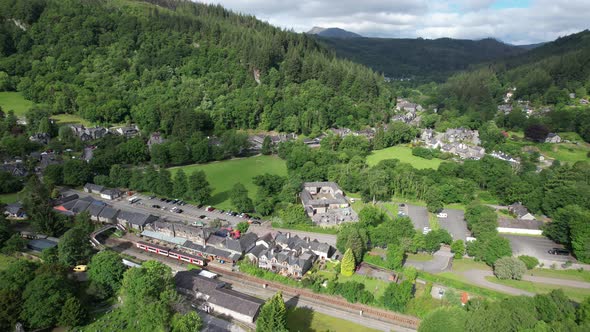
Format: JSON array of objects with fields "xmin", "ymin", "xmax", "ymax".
[
  {"xmin": 460, "ymin": 269, "xmax": 534, "ymax": 296},
  {"xmin": 103, "ymin": 236, "xmax": 415, "ymax": 332},
  {"xmin": 502, "ymin": 234, "xmax": 574, "ymax": 264},
  {"xmin": 438, "ymin": 209, "xmax": 469, "ymax": 242}
]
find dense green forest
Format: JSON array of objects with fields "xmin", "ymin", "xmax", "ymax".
[
  {"xmin": 317, "ymin": 36, "xmax": 527, "ymax": 82},
  {"xmin": 0, "ymin": 0, "xmax": 391, "ymax": 136}
]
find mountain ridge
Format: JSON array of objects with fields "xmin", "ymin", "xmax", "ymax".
[{"xmin": 307, "ymin": 26, "xmax": 362, "ymax": 38}]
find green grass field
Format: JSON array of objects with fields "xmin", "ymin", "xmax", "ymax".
[
  {"xmin": 52, "ymin": 113, "xmax": 92, "ymax": 126},
  {"xmin": 485, "ymin": 277, "xmax": 590, "ymax": 303},
  {"xmin": 169, "ymin": 156, "xmax": 287, "ymax": 210},
  {"xmin": 0, "ymin": 192, "xmax": 22, "ymax": 204},
  {"xmin": 287, "ymin": 307, "xmax": 380, "ymax": 332},
  {"xmin": 367, "ymin": 145, "xmax": 443, "ymax": 169},
  {"xmin": 0, "ymin": 91, "xmax": 33, "ymax": 116},
  {"xmin": 539, "ymin": 142, "xmax": 589, "ymax": 163}
]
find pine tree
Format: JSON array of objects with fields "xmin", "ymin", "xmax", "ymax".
[
  {"xmin": 59, "ymin": 296, "xmax": 85, "ymax": 327},
  {"xmin": 341, "ymin": 248, "xmax": 355, "ymax": 277},
  {"xmin": 256, "ymin": 292, "xmax": 288, "ymax": 332}
]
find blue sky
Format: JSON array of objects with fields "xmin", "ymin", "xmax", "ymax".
[{"xmin": 202, "ymin": 0, "xmax": 590, "ymax": 44}]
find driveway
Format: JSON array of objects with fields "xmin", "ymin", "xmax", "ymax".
[
  {"xmin": 405, "ymin": 247, "xmax": 453, "ymax": 273},
  {"xmin": 403, "ymin": 204, "xmax": 429, "ymax": 232},
  {"xmin": 502, "ymin": 234, "xmax": 575, "ymax": 264},
  {"xmin": 438, "ymin": 209, "xmax": 469, "ymax": 241}
]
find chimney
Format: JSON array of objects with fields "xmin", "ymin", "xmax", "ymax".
[{"xmin": 286, "ymin": 232, "xmax": 291, "ymax": 239}]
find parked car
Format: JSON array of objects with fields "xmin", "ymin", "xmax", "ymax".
[
  {"xmin": 199, "ymin": 215, "xmax": 207, "ymax": 219},
  {"xmin": 160, "ymin": 198, "xmax": 166, "ymax": 202},
  {"xmin": 151, "ymin": 204, "xmax": 161, "ymax": 209},
  {"xmin": 548, "ymin": 248, "xmax": 570, "ymax": 255},
  {"xmin": 249, "ymin": 220, "xmax": 261, "ymax": 225},
  {"xmin": 73, "ymin": 265, "xmax": 87, "ymax": 272},
  {"xmin": 196, "ymin": 204, "xmax": 203, "ymax": 209},
  {"xmin": 148, "ymin": 195, "xmax": 156, "ymax": 199}
]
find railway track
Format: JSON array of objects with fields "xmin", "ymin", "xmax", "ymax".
[{"xmin": 207, "ymin": 265, "xmax": 420, "ymax": 330}]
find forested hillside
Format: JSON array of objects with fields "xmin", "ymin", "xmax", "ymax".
[
  {"xmin": 0, "ymin": 0, "xmax": 391, "ymax": 135},
  {"xmin": 316, "ymin": 37, "xmax": 527, "ymax": 81}
]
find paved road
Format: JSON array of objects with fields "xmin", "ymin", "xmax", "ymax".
[
  {"xmin": 404, "ymin": 204, "xmax": 429, "ymax": 231},
  {"xmin": 438, "ymin": 209, "xmax": 469, "ymax": 241},
  {"xmin": 405, "ymin": 247, "xmax": 453, "ymax": 273},
  {"xmin": 461, "ymin": 269, "xmax": 534, "ymax": 296},
  {"xmin": 502, "ymin": 234, "xmax": 574, "ymax": 263}
]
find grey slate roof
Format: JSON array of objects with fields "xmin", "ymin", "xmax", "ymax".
[
  {"xmin": 5, "ymin": 203, "xmax": 23, "ymax": 215},
  {"xmin": 86, "ymin": 203, "xmax": 105, "ymax": 217},
  {"xmin": 98, "ymin": 206, "xmax": 118, "ymax": 219},
  {"xmin": 84, "ymin": 183, "xmax": 104, "ymax": 192},
  {"xmin": 71, "ymin": 200, "xmax": 92, "ymax": 213},
  {"xmin": 174, "ymin": 271, "xmax": 263, "ymax": 318}
]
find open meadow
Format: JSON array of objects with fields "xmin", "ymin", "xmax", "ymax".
[
  {"xmin": 367, "ymin": 145, "xmax": 443, "ymax": 169},
  {"xmin": 0, "ymin": 91, "xmax": 33, "ymax": 116},
  {"xmin": 169, "ymin": 155, "xmax": 287, "ymax": 210}
]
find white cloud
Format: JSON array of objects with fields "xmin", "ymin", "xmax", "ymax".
[{"xmin": 199, "ymin": 0, "xmax": 590, "ymax": 44}]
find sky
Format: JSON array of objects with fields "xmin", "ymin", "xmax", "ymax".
[{"xmin": 199, "ymin": 0, "xmax": 590, "ymax": 44}]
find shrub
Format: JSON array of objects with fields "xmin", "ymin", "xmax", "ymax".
[
  {"xmin": 494, "ymin": 257, "xmax": 527, "ymax": 280},
  {"xmin": 518, "ymin": 255, "xmax": 539, "ymax": 270}
]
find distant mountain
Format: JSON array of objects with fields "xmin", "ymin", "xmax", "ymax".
[
  {"xmin": 514, "ymin": 42, "xmax": 547, "ymax": 50},
  {"xmin": 315, "ymin": 36, "xmax": 527, "ymax": 82},
  {"xmin": 307, "ymin": 26, "xmax": 362, "ymax": 39}
]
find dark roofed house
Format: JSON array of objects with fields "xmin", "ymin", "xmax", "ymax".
[
  {"xmin": 98, "ymin": 206, "xmax": 119, "ymax": 224},
  {"xmin": 86, "ymin": 203, "xmax": 106, "ymax": 221},
  {"xmin": 175, "ymin": 271, "xmax": 263, "ymax": 323},
  {"xmin": 71, "ymin": 200, "xmax": 92, "ymax": 214},
  {"xmin": 508, "ymin": 203, "xmax": 536, "ymax": 221},
  {"xmin": 100, "ymin": 188, "xmax": 121, "ymax": 200},
  {"xmin": 4, "ymin": 203, "xmax": 26, "ymax": 219}
]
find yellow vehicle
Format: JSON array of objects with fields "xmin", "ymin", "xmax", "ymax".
[{"xmin": 73, "ymin": 265, "xmax": 88, "ymax": 272}]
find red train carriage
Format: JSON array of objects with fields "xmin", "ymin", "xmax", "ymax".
[
  {"xmin": 135, "ymin": 241, "xmax": 206, "ymax": 267},
  {"xmin": 169, "ymin": 250, "xmax": 206, "ymax": 266}
]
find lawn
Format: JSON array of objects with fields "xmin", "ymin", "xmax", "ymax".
[
  {"xmin": 52, "ymin": 113, "xmax": 92, "ymax": 126},
  {"xmin": 485, "ymin": 277, "xmax": 590, "ymax": 303},
  {"xmin": 287, "ymin": 307, "xmax": 380, "ymax": 332},
  {"xmin": 367, "ymin": 145, "xmax": 443, "ymax": 169},
  {"xmin": 169, "ymin": 155, "xmax": 287, "ymax": 210},
  {"xmin": 337, "ymin": 273, "xmax": 390, "ymax": 298},
  {"xmin": 0, "ymin": 91, "xmax": 33, "ymax": 116},
  {"xmin": 539, "ymin": 142, "xmax": 589, "ymax": 163},
  {"xmin": 0, "ymin": 191, "xmax": 22, "ymax": 204}
]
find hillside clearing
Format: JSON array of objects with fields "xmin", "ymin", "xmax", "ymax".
[
  {"xmin": 367, "ymin": 146, "xmax": 443, "ymax": 169},
  {"xmin": 0, "ymin": 91, "xmax": 33, "ymax": 116},
  {"xmin": 169, "ymin": 156, "xmax": 287, "ymax": 210}
]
